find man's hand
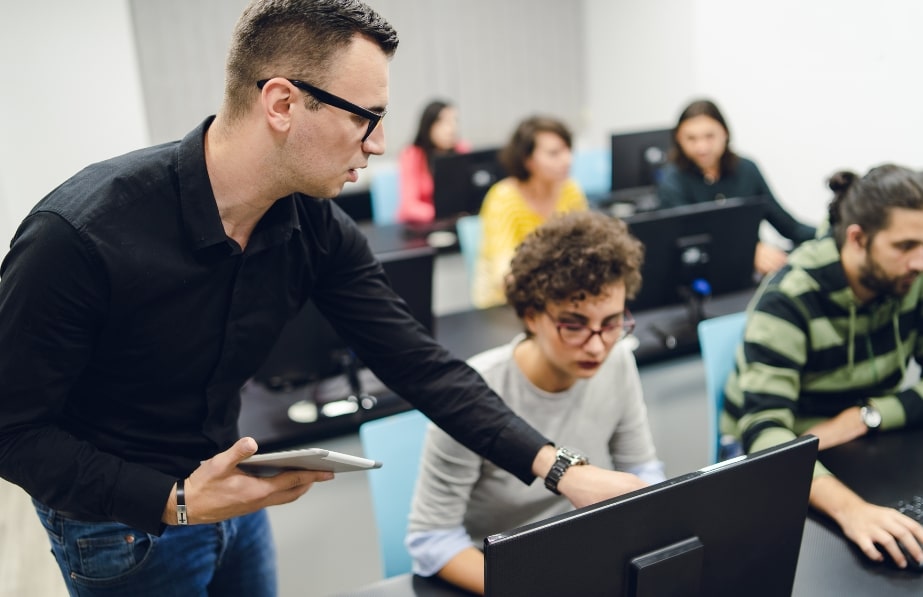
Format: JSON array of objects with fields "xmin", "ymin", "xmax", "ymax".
[
  {"xmin": 802, "ymin": 406, "xmax": 867, "ymax": 451},
  {"xmin": 556, "ymin": 464, "xmax": 648, "ymax": 509},
  {"xmin": 161, "ymin": 437, "xmax": 334, "ymax": 525},
  {"xmin": 532, "ymin": 443, "xmax": 647, "ymax": 509},
  {"xmin": 754, "ymin": 241, "xmax": 789, "ymax": 275},
  {"xmin": 812, "ymin": 475, "xmax": 923, "ymax": 568}
]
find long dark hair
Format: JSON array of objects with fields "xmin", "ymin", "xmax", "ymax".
[
  {"xmin": 669, "ymin": 99, "xmax": 739, "ymax": 176},
  {"xmin": 412, "ymin": 100, "xmax": 454, "ymax": 166}
]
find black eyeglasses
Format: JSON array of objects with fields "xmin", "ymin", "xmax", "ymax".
[
  {"xmin": 256, "ymin": 78, "xmax": 386, "ymax": 143},
  {"xmin": 547, "ymin": 310, "xmax": 635, "ymax": 347}
]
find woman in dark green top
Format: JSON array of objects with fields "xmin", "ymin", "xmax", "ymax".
[{"xmin": 657, "ymin": 99, "xmax": 816, "ymax": 275}]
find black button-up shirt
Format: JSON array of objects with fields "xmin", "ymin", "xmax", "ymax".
[{"xmin": 0, "ymin": 117, "xmax": 547, "ymax": 534}]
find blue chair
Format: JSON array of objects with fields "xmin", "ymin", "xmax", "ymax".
[
  {"xmin": 358, "ymin": 409, "xmax": 429, "ymax": 578},
  {"xmin": 369, "ymin": 165, "xmax": 401, "ymax": 226},
  {"xmin": 571, "ymin": 147, "xmax": 611, "ymax": 198},
  {"xmin": 454, "ymin": 215, "xmax": 482, "ymax": 283},
  {"xmin": 697, "ymin": 311, "xmax": 747, "ymax": 463}
]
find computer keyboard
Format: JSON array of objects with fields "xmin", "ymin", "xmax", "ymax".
[
  {"xmin": 592, "ymin": 187, "xmax": 661, "ymax": 219},
  {"xmin": 890, "ymin": 495, "xmax": 923, "ymax": 571},
  {"xmin": 894, "ymin": 495, "xmax": 923, "ymax": 522}
]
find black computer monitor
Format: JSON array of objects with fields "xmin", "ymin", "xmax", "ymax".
[
  {"xmin": 251, "ymin": 246, "xmax": 435, "ymax": 390},
  {"xmin": 333, "ymin": 188, "xmax": 373, "ymax": 223},
  {"xmin": 431, "ymin": 147, "xmax": 505, "ymax": 220},
  {"xmin": 484, "ymin": 436, "xmax": 818, "ymax": 597},
  {"xmin": 610, "ymin": 128, "xmax": 672, "ymax": 192},
  {"xmin": 623, "ymin": 196, "xmax": 767, "ymax": 314}
]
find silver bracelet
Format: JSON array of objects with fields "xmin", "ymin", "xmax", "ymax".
[{"xmin": 176, "ymin": 478, "xmax": 188, "ymax": 525}]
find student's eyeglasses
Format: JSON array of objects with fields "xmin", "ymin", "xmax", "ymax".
[
  {"xmin": 256, "ymin": 78, "xmax": 386, "ymax": 143},
  {"xmin": 547, "ymin": 310, "xmax": 635, "ymax": 347}
]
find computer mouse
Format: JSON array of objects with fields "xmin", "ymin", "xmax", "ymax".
[
  {"xmin": 879, "ymin": 539, "xmax": 923, "ymax": 571},
  {"xmin": 896, "ymin": 540, "xmax": 923, "ymax": 571}
]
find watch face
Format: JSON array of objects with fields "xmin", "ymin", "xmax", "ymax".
[
  {"xmin": 558, "ymin": 447, "xmax": 588, "ymax": 465},
  {"xmin": 861, "ymin": 406, "xmax": 882, "ymax": 429}
]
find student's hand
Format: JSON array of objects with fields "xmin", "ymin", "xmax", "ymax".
[
  {"xmin": 802, "ymin": 406, "xmax": 868, "ymax": 451},
  {"xmin": 557, "ymin": 465, "xmax": 648, "ymax": 509},
  {"xmin": 812, "ymin": 475, "xmax": 923, "ymax": 568},
  {"xmin": 160, "ymin": 437, "xmax": 334, "ymax": 525},
  {"xmin": 753, "ymin": 241, "xmax": 789, "ymax": 275}
]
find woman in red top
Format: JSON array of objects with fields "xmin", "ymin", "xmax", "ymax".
[{"xmin": 397, "ymin": 100, "xmax": 471, "ymax": 223}]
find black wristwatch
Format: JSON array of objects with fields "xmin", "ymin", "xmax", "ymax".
[
  {"xmin": 860, "ymin": 402, "xmax": 882, "ymax": 433},
  {"xmin": 544, "ymin": 446, "xmax": 589, "ymax": 495}
]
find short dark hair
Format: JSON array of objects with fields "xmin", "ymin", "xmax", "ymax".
[
  {"xmin": 499, "ymin": 116, "xmax": 572, "ymax": 181},
  {"xmin": 505, "ymin": 211, "xmax": 644, "ymax": 319},
  {"xmin": 224, "ymin": 0, "xmax": 399, "ymax": 122},
  {"xmin": 669, "ymin": 98, "xmax": 739, "ymax": 175},
  {"xmin": 827, "ymin": 164, "xmax": 923, "ymax": 250}
]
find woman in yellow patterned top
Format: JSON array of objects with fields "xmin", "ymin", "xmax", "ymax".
[{"xmin": 472, "ymin": 116, "xmax": 588, "ymax": 308}]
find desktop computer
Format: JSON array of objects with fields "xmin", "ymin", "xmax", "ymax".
[
  {"xmin": 251, "ymin": 246, "xmax": 435, "ymax": 395},
  {"xmin": 622, "ymin": 196, "xmax": 767, "ymax": 351},
  {"xmin": 402, "ymin": 148, "xmax": 505, "ymax": 248},
  {"xmin": 601, "ymin": 128, "xmax": 672, "ymax": 215},
  {"xmin": 431, "ymin": 147, "xmax": 505, "ymax": 221},
  {"xmin": 484, "ymin": 436, "xmax": 818, "ymax": 597}
]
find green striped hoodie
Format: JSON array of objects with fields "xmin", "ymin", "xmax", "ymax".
[{"xmin": 723, "ymin": 234, "xmax": 923, "ymax": 476}]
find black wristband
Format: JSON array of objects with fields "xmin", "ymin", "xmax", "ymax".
[{"xmin": 176, "ymin": 478, "xmax": 188, "ymax": 525}]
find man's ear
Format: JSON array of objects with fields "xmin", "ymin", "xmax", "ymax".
[
  {"xmin": 258, "ymin": 79, "xmax": 297, "ymax": 133},
  {"xmin": 845, "ymin": 223, "xmax": 868, "ymax": 251}
]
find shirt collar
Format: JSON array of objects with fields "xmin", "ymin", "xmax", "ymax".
[{"xmin": 176, "ymin": 116, "xmax": 301, "ymax": 256}]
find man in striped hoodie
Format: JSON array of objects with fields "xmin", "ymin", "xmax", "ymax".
[{"xmin": 723, "ymin": 164, "xmax": 923, "ymax": 568}]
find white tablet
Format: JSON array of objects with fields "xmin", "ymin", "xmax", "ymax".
[{"xmin": 238, "ymin": 448, "xmax": 383, "ymax": 476}]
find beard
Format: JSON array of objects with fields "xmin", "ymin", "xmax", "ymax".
[{"xmin": 857, "ymin": 251, "xmax": 919, "ymax": 298}]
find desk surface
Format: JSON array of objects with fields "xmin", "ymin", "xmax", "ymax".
[
  {"xmin": 337, "ymin": 428, "xmax": 923, "ymax": 597},
  {"xmin": 358, "ymin": 221, "xmax": 459, "ymax": 255},
  {"xmin": 792, "ymin": 428, "xmax": 923, "ymax": 595}
]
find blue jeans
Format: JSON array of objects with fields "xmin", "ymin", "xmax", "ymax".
[{"xmin": 33, "ymin": 500, "xmax": 277, "ymax": 597}]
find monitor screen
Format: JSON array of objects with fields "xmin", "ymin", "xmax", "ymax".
[
  {"xmin": 610, "ymin": 128, "xmax": 672, "ymax": 192},
  {"xmin": 622, "ymin": 196, "xmax": 767, "ymax": 313},
  {"xmin": 432, "ymin": 148, "xmax": 506, "ymax": 220},
  {"xmin": 484, "ymin": 436, "xmax": 818, "ymax": 597},
  {"xmin": 251, "ymin": 246, "xmax": 435, "ymax": 390}
]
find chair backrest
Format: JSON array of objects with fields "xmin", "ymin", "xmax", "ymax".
[
  {"xmin": 369, "ymin": 166, "xmax": 401, "ymax": 225},
  {"xmin": 358, "ymin": 409, "xmax": 430, "ymax": 578},
  {"xmin": 454, "ymin": 214, "xmax": 482, "ymax": 283},
  {"xmin": 697, "ymin": 311, "xmax": 747, "ymax": 463},
  {"xmin": 571, "ymin": 147, "xmax": 612, "ymax": 198}
]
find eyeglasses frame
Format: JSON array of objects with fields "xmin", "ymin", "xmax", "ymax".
[
  {"xmin": 547, "ymin": 309, "xmax": 636, "ymax": 347},
  {"xmin": 256, "ymin": 77, "xmax": 386, "ymax": 143}
]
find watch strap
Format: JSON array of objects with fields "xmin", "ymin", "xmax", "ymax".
[
  {"xmin": 544, "ymin": 458, "xmax": 570, "ymax": 495},
  {"xmin": 544, "ymin": 447, "xmax": 588, "ymax": 495}
]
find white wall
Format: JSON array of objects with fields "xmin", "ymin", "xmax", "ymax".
[
  {"xmin": 0, "ymin": 0, "xmax": 148, "ymax": 262},
  {"xmin": 3, "ymin": 0, "xmax": 922, "ymax": 263},
  {"xmin": 583, "ymin": 0, "xmax": 696, "ymax": 144},
  {"xmin": 585, "ymin": 0, "xmax": 923, "ymax": 227}
]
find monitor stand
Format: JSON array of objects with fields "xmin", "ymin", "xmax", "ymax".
[{"xmin": 629, "ymin": 536, "xmax": 704, "ymax": 597}]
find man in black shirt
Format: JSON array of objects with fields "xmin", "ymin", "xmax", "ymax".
[{"xmin": 0, "ymin": 1, "xmax": 646, "ymax": 595}]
